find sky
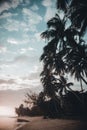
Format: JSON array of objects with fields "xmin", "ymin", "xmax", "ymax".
[
  {"xmin": 0, "ymin": 0, "xmax": 57, "ymax": 108},
  {"xmin": 0, "ymin": 0, "xmax": 87, "ymax": 110}
]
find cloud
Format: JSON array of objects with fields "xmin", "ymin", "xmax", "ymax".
[
  {"xmin": 42, "ymin": 0, "xmax": 53, "ymax": 7},
  {"xmin": 10, "ymin": 0, "xmax": 20, "ymax": 9},
  {"xmin": 0, "ymin": 12, "xmax": 17, "ymax": 19},
  {"xmin": 20, "ymin": 0, "xmax": 30, "ymax": 5},
  {"xmin": 20, "ymin": 48, "xmax": 27, "ymax": 54},
  {"xmin": 7, "ymin": 38, "xmax": 18, "ymax": 44},
  {"xmin": 0, "ymin": 79, "xmax": 16, "ymax": 85},
  {"xmin": 0, "ymin": 63, "xmax": 43, "ymax": 91},
  {"xmin": 0, "ymin": 64, "xmax": 17, "ymax": 69},
  {"xmin": 14, "ymin": 55, "xmax": 29, "ymax": 63},
  {"xmin": 22, "ymin": 64, "xmax": 42, "ymax": 80},
  {"xmin": 44, "ymin": 7, "xmax": 57, "ymax": 22},
  {"xmin": 1, "ymin": 16, "xmax": 37, "ymax": 32},
  {"xmin": 3, "ymin": 19, "xmax": 19, "ymax": 31},
  {"xmin": 0, "ymin": 2, "xmax": 10, "ymax": 14},
  {"xmin": 0, "ymin": 8, "xmax": 41, "ymax": 33},
  {"xmin": 13, "ymin": 54, "xmax": 39, "ymax": 65},
  {"xmin": 31, "ymin": 4, "xmax": 39, "ymax": 11},
  {"xmin": 42, "ymin": 0, "xmax": 57, "ymax": 21},
  {"xmin": 0, "ymin": 45, "xmax": 7, "ymax": 53},
  {"xmin": 0, "ymin": 0, "xmax": 19, "ymax": 14},
  {"xmin": 7, "ymin": 37, "xmax": 30, "ymax": 45},
  {"xmin": 34, "ymin": 32, "xmax": 41, "ymax": 42},
  {"xmin": 0, "ymin": 70, "xmax": 41, "ymax": 91},
  {"xmin": 22, "ymin": 8, "xmax": 42, "ymax": 25},
  {"xmin": 0, "ymin": 0, "xmax": 30, "ymax": 14},
  {"xmin": 20, "ymin": 47, "xmax": 36, "ymax": 54}
]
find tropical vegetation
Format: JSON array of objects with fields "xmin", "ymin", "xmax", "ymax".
[{"xmin": 40, "ymin": 0, "xmax": 87, "ymax": 118}]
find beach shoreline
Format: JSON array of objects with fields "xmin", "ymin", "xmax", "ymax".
[
  {"xmin": 16, "ymin": 116, "xmax": 87, "ymax": 130},
  {"xmin": 14, "ymin": 116, "xmax": 30, "ymax": 130},
  {"xmin": 0, "ymin": 116, "xmax": 87, "ymax": 130}
]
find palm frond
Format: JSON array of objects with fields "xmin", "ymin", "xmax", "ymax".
[{"xmin": 57, "ymin": 0, "xmax": 69, "ymax": 12}]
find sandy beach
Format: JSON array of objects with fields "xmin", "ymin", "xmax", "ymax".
[
  {"xmin": 16, "ymin": 116, "xmax": 87, "ymax": 130},
  {"xmin": 0, "ymin": 117, "xmax": 17, "ymax": 130}
]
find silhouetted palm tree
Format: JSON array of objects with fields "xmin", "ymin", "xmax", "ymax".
[
  {"xmin": 57, "ymin": 0, "xmax": 87, "ymax": 36},
  {"xmin": 58, "ymin": 76, "xmax": 85, "ymax": 103},
  {"xmin": 24, "ymin": 92, "xmax": 38, "ymax": 107},
  {"xmin": 41, "ymin": 13, "xmax": 79, "ymax": 75},
  {"xmin": 40, "ymin": 69, "xmax": 58, "ymax": 98},
  {"xmin": 70, "ymin": 0, "xmax": 87, "ymax": 36},
  {"xmin": 66, "ymin": 44, "xmax": 87, "ymax": 90},
  {"xmin": 40, "ymin": 0, "xmax": 87, "ymax": 116},
  {"xmin": 57, "ymin": 75, "xmax": 73, "ymax": 97}
]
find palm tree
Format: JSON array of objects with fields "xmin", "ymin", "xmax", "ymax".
[
  {"xmin": 40, "ymin": 13, "xmax": 79, "ymax": 75},
  {"xmin": 57, "ymin": 75, "xmax": 85, "ymax": 106},
  {"xmin": 57, "ymin": 75, "xmax": 73, "ymax": 97},
  {"xmin": 24, "ymin": 92, "xmax": 38, "ymax": 108},
  {"xmin": 57, "ymin": 0, "xmax": 87, "ymax": 36},
  {"xmin": 40, "ymin": 0, "xmax": 87, "ymax": 115},
  {"xmin": 40, "ymin": 69, "xmax": 58, "ymax": 98},
  {"xmin": 70, "ymin": 0, "xmax": 87, "ymax": 36},
  {"xmin": 56, "ymin": 0, "xmax": 70, "ymax": 12},
  {"xmin": 66, "ymin": 44, "xmax": 87, "ymax": 91}
]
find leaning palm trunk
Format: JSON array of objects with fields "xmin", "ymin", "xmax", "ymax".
[
  {"xmin": 80, "ymin": 75, "xmax": 87, "ymax": 85},
  {"xmin": 67, "ymin": 86, "xmax": 87, "ymax": 116},
  {"xmin": 80, "ymin": 78, "xmax": 83, "ymax": 92},
  {"xmin": 67, "ymin": 86, "xmax": 84, "ymax": 105}
]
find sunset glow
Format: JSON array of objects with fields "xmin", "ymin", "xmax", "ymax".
[{"xmin": 0, "ymin": 106, "xmax": 15, "ymax": 117}]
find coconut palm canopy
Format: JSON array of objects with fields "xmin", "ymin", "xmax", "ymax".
[{"xmin": 40, "ymin": 0, "xmax": 87, "ymax": 98}]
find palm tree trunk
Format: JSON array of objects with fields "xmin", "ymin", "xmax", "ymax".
[
  {"xmin": 80, "ymin": 78, "xmax": 83, "ymax": 92},
  {"xmin": 68, "ymin": 82, "xmax": 86, "ymax": 116},
  {"xmin": 80, "ymin": 75, "xmax": 87, "ymax": 85},
  {"xmin": 67, "ymin": 86, "xmax": 83, "ymax": 104}
]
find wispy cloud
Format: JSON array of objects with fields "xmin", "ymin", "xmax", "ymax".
[
  {"xmin": 0, "ymin": 12, "xmax": 17, "ymax": 19},
  {"xmin": 7, "ymin": 38, "xmax": 18, "ymax": 44},
  {"xmin": 1, "ymin": 16, "xmax": 38, "ymax": 32},
  {"xmin": 0, "ymin": 65, "xmax": 42, "ymax": 91},
  {"xmin": 7, "ymin": 37, "xmax": 30, "ymax": 45},
  {"xmin": 14, "ymin": 55, "xmax": 30, "ymax": 63},
  {"xmin": 34, "ymin": 32, "xmax": 42, "ymax": 42},
  {"xmin": 0, "ymin": 0, "xmax": 57, "ymax": 92},
  {"xmin": 22, "ymin": 8, "xmax": 42, "ymax": 25},
  {"xmin": 0, "ymin": 79, "xmax": 16, "ymax": 85},
  {"xmin": 42, "ymin": 0, "xmax": 53, "ymax": 7},
  {"xmin": 2, "ymin": 19, "xmax": 19, "ymax": 31},
  {"xmin": 13, "ymin": 54, "xmax": 39, "ymax": 65},
  {"xmin": 0, "ymin": 0, "xmax": 30, "ymax": 14},
  {"xmin": 44, "ymin": 7, "xmax": 56, "ymax": 21},
  {"xmin": 20, "ymin": 47, "xmax": 36, "ymax": 54},
  {"xmin": 42, "ymin": 0, "xmax": 57, "ymax": 21},
  {"xmin": 0, "ymin": 45, "xmax": 7, "ymax": 53},
  {"xmin": 0, "ymin": 2, "xmax": 11, "ymax": 14},
  {"xmin": 31, "ymin": 4, "xmax": 39, "ymax": 11}
]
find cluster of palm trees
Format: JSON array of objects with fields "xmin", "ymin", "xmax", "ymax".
[{"xmin": 40, "ymin": 0, "xmax": 87, "ymax": 106}]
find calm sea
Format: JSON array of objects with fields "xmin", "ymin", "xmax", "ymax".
[{"xmin": 0, "ymin": 116, "xmax": 17, "ymax": 130}]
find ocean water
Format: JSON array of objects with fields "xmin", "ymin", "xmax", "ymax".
[{"xmin": 0, "ymin": 116, "xmax": 17, "ymax": 130}]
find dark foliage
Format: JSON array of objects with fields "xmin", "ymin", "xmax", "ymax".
[
  {"xmin": 15, "ymin": 104, "xmax": 30, "ymax": 116},
  {"xmin": 62, "ymin": 91, "xmax": 87, "ymax": 118},
  {"xmin": 39, "ymin": 0, "xmax": 87, "ymax": 119}
]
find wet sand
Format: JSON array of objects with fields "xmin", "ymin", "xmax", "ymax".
[
  {"xmin": 0, "ymin": 117, "xmax": 17, "ymax": 130},
  {"xmin": 0, "ymin": 116, "xmax": 30, "ymax": 130},
  {"xmin": 17, "ymin": 117, "xmax": 87, "ymax": 130},
  {"xmin": 0, "ymin": 116, "xmax": 87, "ymax": 130}
]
